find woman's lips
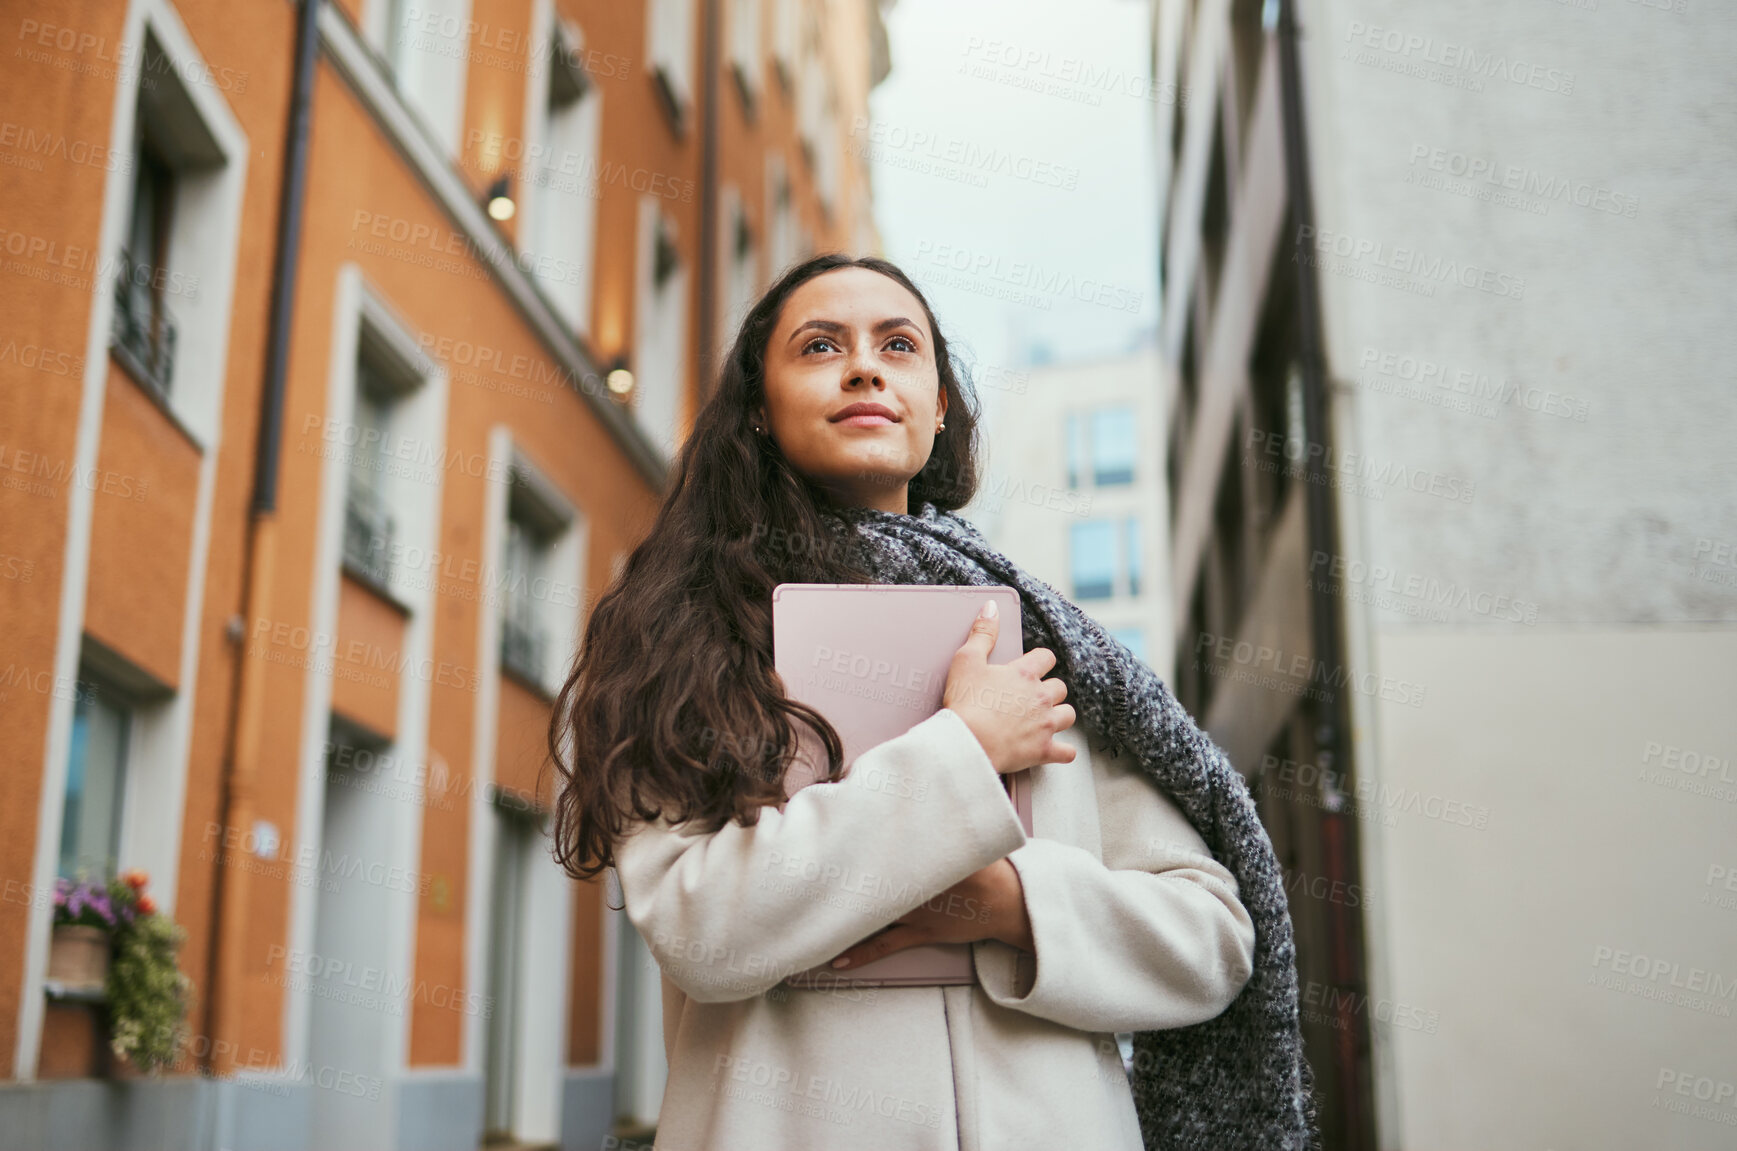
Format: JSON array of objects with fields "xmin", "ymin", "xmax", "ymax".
[{"xmin": 835, "ymin": 413, "xmax": 897, "ymax": 427}]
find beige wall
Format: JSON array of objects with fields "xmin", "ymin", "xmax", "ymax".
[{"xmin": 1361, "ymin": 628, "xmax": 1736, "ymax": 1150}]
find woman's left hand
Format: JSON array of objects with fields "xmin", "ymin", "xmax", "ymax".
[{"xmin": 826, "ymin": 858, "xmax": 1033, "ymax": 970}]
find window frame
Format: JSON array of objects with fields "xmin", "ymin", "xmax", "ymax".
[
  {"xmin": 56, "ymin": 674, "xmax": 133, "ymax": 883},
  {"xmin": 520, "ymin": 10, "xmax": 602, "ymax": 336},
  {"xmin": 498, "ymin": 467, "xmax": 572, "ymax": 694},
  {"xmin": 647, "ymin": 0, "xmax": 698, "ymax": 132},
  {"xmin": 1070, "ymin": 519, "xmax": 1120, "ymax": 601},
  {"xmin": 730, "ymin": 0, "xmax": 764, "ymax": 112}
]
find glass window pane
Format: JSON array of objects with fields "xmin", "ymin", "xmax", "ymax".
[
  {"xmin": 1065, "ymin": 412, "xmax": 1085, "ymax": 489},
  {"xmin": 59, "ymin": 688, "xmax": 129, "ymax": 879},
  {"xmin": 1125, "ymin": 516, "xmax": 1141, "ymax": 596},
  {"xmin": 1110, "ymin": 626, "xmax": 1147, "ymax": 663},
  {"xmin": 1071, "ymin": 520, "xmax": 1117, "ymax": 600},
  {"xmin": 1091, "ymin": 407, "xmax": 1136, "ymax": 485},
  {"xmin": 501, "ymin": 508, "xmax": 553, "ymax": 684}
]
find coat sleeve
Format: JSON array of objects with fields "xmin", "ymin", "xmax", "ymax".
[
  {"xmin": 613, "ymin": 706, "xmax": 1029, "ymax": 1003},
  {"xmin": 971, "ymin": 734, "xmax": 1256, "ymax": 1033}
]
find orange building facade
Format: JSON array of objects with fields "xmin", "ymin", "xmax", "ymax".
[{"xmin": 0, "ymin": 0, "xmax": 887, "ymax": 1147}]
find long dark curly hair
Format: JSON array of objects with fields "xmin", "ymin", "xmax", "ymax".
[{"xmin": 548, "ymin": 254, "xmax": 984, "ymax": 880}]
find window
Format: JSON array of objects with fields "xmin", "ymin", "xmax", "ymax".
[
  {"xmin": 1071, "ymin": 521, "xmax": 1118, "ymax": 600},
  {"xmin": 1125, "ymin": 516, "xmax": 1142, "ymax": 596},
  {"xmin": 718, "ymin": 186, "xmax": 758, "ymax": 359},
  {"xmin": 648, "ymin": 0, "xmax": 697, "ymax": 128},
  {"xmin": 382, "ymin": 0, "xmax": 415, "ymax": 78},
  {"xmin": 1248, "ymin": 226, "xmax": 1302, "ymax": 529},
  {"xmin": 377, "ymin": 0, "xmax": 469, "ymax": 154},
  {"xmin": 1199, "ymin": 109, "xmax": 1230, "ymax": 310},
  {"xmin": 771, "ymin": 0, "xmax": 798, "ymax": 89},
  {"xmin": 484, "ymin": 801, "xmax": 538, "ymax": 1137},
  {"xmin": 766, "ymin": 153, "xmax": 798, "ymax": 281},
  {"xmin": 525, "ymin": 22, "xmax": 601, "ymax": 334},
  {"xmin": 633, "ymin": 200, "xmax": 689, "ymax": 458},
  {"xmin": 1212, "ymin": 420, "xmax": 1249, "ymax": 631},
  {"xmin": 494, "ymin": 449, "xmax": 581, "ymax": 698},
  {"xmin": 342, "ymin": 353, "xmax": 400, "ymax": 588},
  {"xmin": 58, "ymin": 680, "xmax": 128, "ymax": 880},
  {"xmin": 109, "ymin": 30, "xmax": 228, "ymax": 412},
  {"xmin": 1066, "ymin": 406, "xmax": 1137, "ymax": 487},
  {"xmin": 1065, "ymin": 413, "xmax": 1086, "ymax": 489},
  {"xmin": 100, "ymin": 16, "xmax": 241, "ymax": 448},
  {"xmin": 499, "ymin": 473, "xmax": 565, "ymax": 688},
  {"xmin": 1092, "ymin": 408, "xmax": 1137, "ymax": 485},
  {"xmin": 796, "ymin": 29, "xmax": 838, "ymax": 211},
  {"xmin": 1110, "ymin": 626, "xmax": 1148, "ymax": 664},
  {"xmin": 730, "ymin": 0, "xmax": 762, "ymax": 108},
  {"xmin": 112, "ymin": 124, "xmax": 178, "ymax": 398},
  {"xmin": 1071, "ymin": 517, "xmax": 1142, "ymax": 601},
  {"xmin": 1229, "ymin": 0, "xmax": 1268, "ymax": 166}
]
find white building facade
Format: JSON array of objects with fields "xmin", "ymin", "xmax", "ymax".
[{"xmin": 1154, "ymin": 1, "xmax": 1737, "ymax": 1148}]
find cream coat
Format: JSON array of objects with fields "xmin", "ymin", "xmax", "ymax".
[{"xmin": 614, "ymin": 705, "xmax": 1256, "ymax": 1150}]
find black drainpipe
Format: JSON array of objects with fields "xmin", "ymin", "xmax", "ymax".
[
  {"xmin": 695, "ymin": 0, "xmax": 722, "ymax": 400},
  {"xmin": 252, "ymin": 0, "xmax": 320, "ymax": 517},
  {"xmin": 205, "ymin": 0, "xmax": 320, "ymax": 1071}
]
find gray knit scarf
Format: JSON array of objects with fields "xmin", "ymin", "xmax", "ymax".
[{"xmin": 822, "ymin": 499, "xmax": 1317, "ymax": 1151}]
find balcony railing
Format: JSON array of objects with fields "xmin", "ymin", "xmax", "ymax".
[
  {"xmin": 343, "ymin": 484, "xmax": 395, "ymax": 589},
  {"xmin": 110, "ymin": 248, "xmax": 177, "ymax": 396}
]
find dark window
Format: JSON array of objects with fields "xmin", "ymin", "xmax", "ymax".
[
  {"xmin": 499, "ymin": 468, "xmax": 568, "ymax": 691},
  {"xmin": 1199, "ymin": 109, "xmax": 1231, "ymax": 310},
  {"xmin": 342, "ymin": 349, "xmax": 401, "ymax": 589},
  {"xmin": 1248, "ymin": 216, "xmax": 1302, "ymax": 531},
  {"xmin": 111, "ymin": 130, "xmax": 178, "ymax": 396}
]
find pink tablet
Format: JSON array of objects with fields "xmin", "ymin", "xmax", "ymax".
[{"xmin": 771, "ymin": 582, "xmax": 1032, "ymax": 988}]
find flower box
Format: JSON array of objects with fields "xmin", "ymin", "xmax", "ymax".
[{"xmin": 47, "ymin": 924, "xmax": 111, "ymax": 990}]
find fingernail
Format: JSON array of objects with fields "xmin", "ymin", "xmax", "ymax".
[
  {"xmin": 979, "ymin": 600, "xmax": 997, "ymax": 619},
  {"xmin": 831, "ymin": 956, "xmax": 851, "ymax": 968}
]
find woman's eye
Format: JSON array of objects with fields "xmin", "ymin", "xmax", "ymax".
[
  {"xmin": 803, "ymin": 337, "xmax": 839, "ymax": 355},
  {"xmin": 886, "ymin": 335, "xmax": 917, "ymax": 353}
]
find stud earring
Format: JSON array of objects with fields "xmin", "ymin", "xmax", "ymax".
[{"xmin": 937, "ymin": 421, "xmax": 946, "ymax": 431}]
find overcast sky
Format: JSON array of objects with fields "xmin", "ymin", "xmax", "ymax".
[{"xmin": 867, "ymin": 0, "xmax": 1160, "ymax": 401}]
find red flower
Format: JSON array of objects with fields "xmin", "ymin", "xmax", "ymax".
[
  {"xmin": 121, "ymin": 869, "xmax": 150, "ymax": 891},
  {"xmin": 137, "ymin": 894, "xmax": 157, "ymax": 916}
]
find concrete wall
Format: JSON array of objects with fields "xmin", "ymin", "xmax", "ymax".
[{"xmin": 1301, "ymin": 1, "xmax": 1737, "ymax": 1146}]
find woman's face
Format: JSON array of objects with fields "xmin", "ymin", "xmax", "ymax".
[{"xmin": 755, "ymin": 267, "xmax": 948, "ymax": 514}]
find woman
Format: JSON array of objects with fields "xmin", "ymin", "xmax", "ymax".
[{"xmin": 550, "ymin": 254, "xmax": 1315, "ymax": 1149}]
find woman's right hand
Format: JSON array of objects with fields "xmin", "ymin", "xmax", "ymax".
[{"xmin": 942, "ymin": 600, "xmax": 1077, "ymax": 775}]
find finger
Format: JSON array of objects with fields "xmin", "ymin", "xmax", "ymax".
[
  {"xmin": 1041, "ymin": 676, "xmax": 1068, "ymax": 705},
  {"xmin": 825, "ymin": 925, "xmax": 893, "ymax": 971},
  {"xmin": 954, "ymin": 600, "xmax": 1001, "ymax": 665},
  {"xmin": 1012, "ymin": 645, "xmax": 1058, "ymax": 678},
  {"xmin": 831, "ymin": 923, "xmax": 924, "ymax": 970},
  {"xmin": 1043, "ymin": 736, "xmax": 1079, "ymax": 764},
  {"xmin": 1052, "ymin": 702, "xmax": 1076, "ymax": 731}
]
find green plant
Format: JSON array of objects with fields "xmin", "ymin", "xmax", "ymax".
[{"xmin": 55, "ymin": 870, "xmax": 193, "ymax": 1072}]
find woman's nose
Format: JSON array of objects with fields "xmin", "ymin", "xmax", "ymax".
[{"xmin": 844, "ymin": 345, "xmax": 885, "ymax": 388}]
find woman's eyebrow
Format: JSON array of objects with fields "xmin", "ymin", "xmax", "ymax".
[{"xmin": 786, "ymin": 317, "xmax": 924, "ymax": 344}]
